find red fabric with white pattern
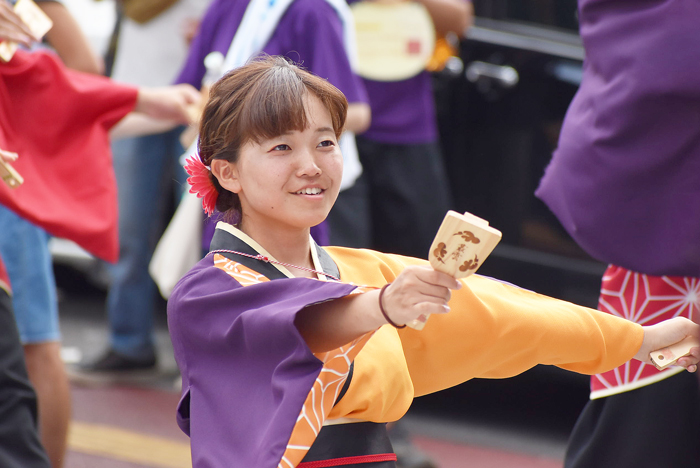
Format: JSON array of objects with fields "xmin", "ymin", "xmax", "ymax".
[{"xmin": 590, "ymin": 265, "xmax": 699, "ymax": 399}]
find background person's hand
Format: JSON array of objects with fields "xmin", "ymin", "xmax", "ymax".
[
  {"xmin": 0, "ymin": 148, "xmax": 18, "ymax": 164},
  {"xmin": 135, "ymin": 84, "xmax": 202, "ymax": 125},
  {"xmin": 0, "ymin": 1, "xmax": 37, "ymax": 47}
]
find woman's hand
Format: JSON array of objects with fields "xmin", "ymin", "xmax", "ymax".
[
  {"xmin": 379, "ymin": 266, "xmax": 461, "ymax": 327},
  {"xmin": 296, "ymin": 266, "xmax": 461, "ymax": 353},
  {"xmin": 635, "ymin": 317, "xmax": 700, "ymax": 372}
]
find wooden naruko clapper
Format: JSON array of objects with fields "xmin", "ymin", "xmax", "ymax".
[
  {"xmin": 411, "ymin": 211, "xmax": 699, "ymax": 374},
  {"xmin": 406, "ymin": 210, "xmax": 502, "ymax": 330}
]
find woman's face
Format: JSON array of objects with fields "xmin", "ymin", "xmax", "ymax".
[{"xmin": 224, "ymin": 94, "xmax": 343, "ymax": 236}]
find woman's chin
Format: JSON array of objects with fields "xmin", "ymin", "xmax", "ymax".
[
  {"xmin": 304, "ymin": 204, "xmax": 333, "ymax": 223},
  {"xmin": 305, "ymin": 215, "xmax": 329, "ymax": 229}
]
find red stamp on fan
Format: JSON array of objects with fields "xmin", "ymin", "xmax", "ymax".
[{"xmin": 407, "ymin": 40, "xmax": 421, "ymax": 55}]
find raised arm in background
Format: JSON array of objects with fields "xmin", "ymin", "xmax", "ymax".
[{"xmin": 38, "ymin": 0, "xmax": 104, "ymax": 74}]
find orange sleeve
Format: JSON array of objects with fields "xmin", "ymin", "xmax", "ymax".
[
  {"xmin": 398, "ymin": 274, "xmax": 643, "ymax": 397},
  {"xmin": 327, "ymin": 247, "xmax": 644, "ymax": 401},
  {"xmin": 328, "ymin": 325, "xmax": 414, "ymax": 422}
]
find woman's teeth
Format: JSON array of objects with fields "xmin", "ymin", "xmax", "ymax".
[{"xmin": 296, "ymin": 188, "xmax": 322, "ymax": 195}]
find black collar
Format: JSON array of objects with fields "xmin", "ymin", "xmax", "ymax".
[{"xmin": 209, "ymin": 226, "xmax": 340, "ymax": 281}]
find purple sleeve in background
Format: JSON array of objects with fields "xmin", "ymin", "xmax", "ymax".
[{"xmin": 536, "ymin": 0, "xmax": 700, "ymax": 277}]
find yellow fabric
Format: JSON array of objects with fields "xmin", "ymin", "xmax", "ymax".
[
  {"xmin": 426, "ymin": 37, "xmax": 457, "ymax": 72},
  {"xmin": 283, "ymin": 333, "xmax": 375, "ymax": 468},
  {"xmin": 330, "ymin": 324, "xmax": 415, "ymax": 422},
  {"xmin": 325, "ymin": 247, "xmax": 644, "ymax": 423}
]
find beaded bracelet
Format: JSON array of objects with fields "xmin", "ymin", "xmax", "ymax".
[{"xmin": 378, "ymin": 284, "xmax": 406, "ymax": 329}]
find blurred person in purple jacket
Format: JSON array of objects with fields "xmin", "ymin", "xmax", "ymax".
[
  {"xmin": 173, "ymin": 0, "xmax": 371, "ymax": 266},
  {"xmin": 536, "ymin": 0, "xmax": 700, "ymax": 466},
  {"xmin": 327, "ymin": 0, "xmax": 473, "ymax": 260}
]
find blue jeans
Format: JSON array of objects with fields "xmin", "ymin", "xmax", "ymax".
[
  {"xmin": 106, "ymin": 128, "xmax": 184, "ymax": 359},
  {"xmin": 0, "ymin": 206, "xmax": 59, "ymax": 344}
]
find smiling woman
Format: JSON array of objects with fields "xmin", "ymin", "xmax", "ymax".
[
  {"xmin": 198, "ymin": 57, "xmax": 347, "ymax": 222},
  {"xmin": 167, "ymin": 55, "xmax": 699, "ymax": 468},
  {"xmin": 209, "ymin": 94, "xmax": 343, "ymax": 257}
]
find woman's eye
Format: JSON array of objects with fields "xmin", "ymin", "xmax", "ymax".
[{"xmin": 318, "ymin": 140, "xmax": 335, "ymax": 148}]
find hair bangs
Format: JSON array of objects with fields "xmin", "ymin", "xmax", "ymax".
[
  {"xmin": 197, "ymin": 55, "xmax": 349, "ymax": 216},
  {"xmin": 238, "ymin": 66, "xmax": 310, "ymax": 144},
  {"xmin": 312, "ymin": 87, "xmax": 347, "ymax": 139}
]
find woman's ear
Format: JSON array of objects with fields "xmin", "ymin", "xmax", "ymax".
[{"xmin": 210, "ymin": 160, "xmax": 241, "ymax": 194}]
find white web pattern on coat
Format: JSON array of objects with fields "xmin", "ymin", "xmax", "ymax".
[
  {"xmin": 277, "ymin": 337, "xmax": 367, "ymax": 468},
  {"xmin": 214, "ymin": 256, "xmax": 270, "ymax": 285},
  {"xmin": 595, "ymin": 271, "xmax": 699, "ymax": 389}
]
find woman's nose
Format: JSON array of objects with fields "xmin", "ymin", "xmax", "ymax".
[{"xmin": 296, "ymin": 150, "xmax": 322, "ymax": 177}]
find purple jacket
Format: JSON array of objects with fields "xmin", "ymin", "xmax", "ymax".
[
  {"xmin": 176, "ymin": 0, "xmax": 367, "ymax": 106},
  {"xmin": 536, "ymin": 0, "xmax": 700, "ymax": 277}
]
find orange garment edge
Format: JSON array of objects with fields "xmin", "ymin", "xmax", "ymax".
[{"xmin": 213, "ymin": 253, "xmax": 376, "ymax": 468}]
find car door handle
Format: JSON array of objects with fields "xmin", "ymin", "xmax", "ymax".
[{"xmin": 465, "ymin": 61, "xmax": 519, "ymax": 88}]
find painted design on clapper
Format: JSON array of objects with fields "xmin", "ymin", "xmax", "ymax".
[{"xmin": 432, "ymin": 230, "xmax": 481, "ymax": 273}]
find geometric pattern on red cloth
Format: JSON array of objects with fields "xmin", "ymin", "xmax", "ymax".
[{"xmin": 590, "ymin": 265, "xmax": 699, "ymax": 399}]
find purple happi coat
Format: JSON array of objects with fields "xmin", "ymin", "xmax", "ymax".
[
  {"xmin": 536, "ymin": 0, "xmax": 700, "ymax": 277},
  {"xmin": 168, "ymin": 223, "xmax": 647, "ymax": 467},
  {"xmin": 168, "ymin": 231, "xmax": 360, "ymax": 467}
]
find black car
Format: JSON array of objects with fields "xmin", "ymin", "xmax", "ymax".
[
  {"xmin": 413, "ymin": 0, "xmax": 599, "ymax": 445},
  {"xmin": 435, "ymin": 0, "xmax": 604, "ymax": 308}
]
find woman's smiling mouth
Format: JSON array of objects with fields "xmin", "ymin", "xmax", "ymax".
[{"xmin": 295, "ymin": 187, "xmax": 324, "ymax": 195}]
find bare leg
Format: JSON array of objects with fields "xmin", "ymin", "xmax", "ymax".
[{"xmin": 23, "ymin": 342, "xmax": 70, "ymax": 468}]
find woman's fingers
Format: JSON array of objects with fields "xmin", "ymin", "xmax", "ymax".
[
  {"xmin": 414, "ymin": 266, "xmax": 462, "ymax": 290},
  {"xmin": 0, "ymin": 149, "xmax": 19, "ymax": 163},
  {"xmin": 381, "ymin": 266, "xmax": 464, "ymax": 325},
  {"xmin": 397, "ymin": 266, "xmax": 460, "ymax": 299},
  {"xmin": 409, "ymin": 281, "xmax": 452, "ymax": 303},
  {"xmin": 675, "ymin": 347, "xmax": 700, "ymax": 372},
  {"xmin": 387, "ymin": 277, "xmax": 451, "ymax": 308},
  {"xmin": 415, "ymin": 301, "xmax": 451, "ymax": 316}
]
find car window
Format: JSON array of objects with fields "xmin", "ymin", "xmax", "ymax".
[{"xmin": 474, "ymin": 0, "xmax": 579, "ymax": 33}]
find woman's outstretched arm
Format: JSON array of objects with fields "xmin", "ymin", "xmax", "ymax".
[{"xmin": 295, "ymin": 266, "xmax": 460, "ymax": 352}]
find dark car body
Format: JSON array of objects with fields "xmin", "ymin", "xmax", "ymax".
[
  {"xmin": 415, "ymin": 0, "xmax": 600, "ymax": 437},
  {"xmin": 434, "ymin": 0, "xmax": 605, "ymax": 309}
]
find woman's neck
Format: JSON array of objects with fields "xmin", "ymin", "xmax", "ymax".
[{"xmin": 238, "ymin": 220, "xmax": 315, "ymax": 277}]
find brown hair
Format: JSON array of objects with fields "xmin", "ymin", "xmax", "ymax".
[{"xmin": 198, "ymin": 55, "xmax": 349, "ymax": 217}]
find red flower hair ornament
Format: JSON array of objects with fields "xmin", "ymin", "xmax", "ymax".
[{"xmin": 184, "ymin": 155, "xmax": 218, "ymax": 216}]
